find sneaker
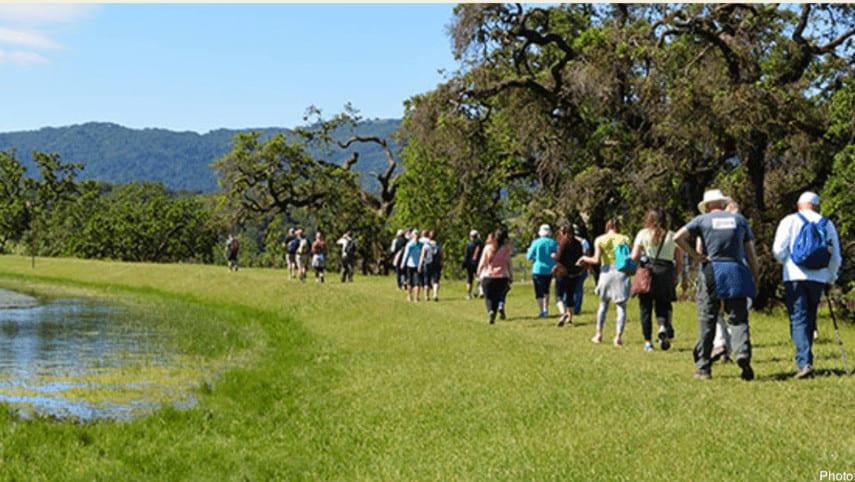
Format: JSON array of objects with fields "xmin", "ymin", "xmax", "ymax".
[
  {"xmin": 710, "ymin": 346, "xmax": 726, "ymax": 362},
  {"xmin": 613, "ymin": 337, "xmax": 622, "ymax": 347},
  {"xmin": 434, "ymin": 296, "xmax": 439, "ymax": 302},
  {"xmin": 591, "ymin": 334, "xmax": 603, "ymax": 344},
  {"xmin": 557, "ymin": 313, "xmax": 567, "ymax": 327},
  {"xmin": 539, "ymin": 310, "xmax": 548, "ymax": 318},
  {"xmin": 694, "ymin": 371, "xmax": 711, "ymax": 380},
  {"xmin": 658, "ymin": 330, "xmax": 671, "ymax": 351},
  {"xmin": 499, "ymin": 308, "xmax": 506, "ymax": 320},
  {"xmin": 736, "ymin": 356, "xmax": 754, "ymax": 381},
  {"xmin": 794, "ymin": 366, "xmax": 814, "ymax": 379},
  {"xmin": 644, "ymin": 342, "xmax": 654, "ymax": 352},
  {"xmin": 465, "ymin": 294, "xmax": 472, "ymax": 300},
  {"xmin": 488, "ymin": 311, "xmax": 496, "ymax": 324}
]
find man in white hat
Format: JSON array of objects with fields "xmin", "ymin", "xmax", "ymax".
[
  {"xmin": 674, "ymin": 189, "xmax": 760, "ymax": 381},
  {"xmin": 772, "ymin": 191, "xmax": 842, "ymax": 379}
]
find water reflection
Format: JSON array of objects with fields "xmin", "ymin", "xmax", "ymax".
[{"xmin": 0, "ymin": 291, "xmax": 195, "ymax": 421}]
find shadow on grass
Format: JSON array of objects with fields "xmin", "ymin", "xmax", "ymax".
[
  {"xmin": 751, "ymin": 340, "xmax": 792, "ymax": 349},
  {"xmin": 760, "ymin": 367, "xmax": 852, "ymax": 381},
  {"xmin": 506, "ymin": 316, "xmax": 592, "ymax": 329}
]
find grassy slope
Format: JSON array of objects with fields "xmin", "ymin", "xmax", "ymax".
[{"xmin": 0, "ymin": 255, "xmax": 852, "ymax": 481}]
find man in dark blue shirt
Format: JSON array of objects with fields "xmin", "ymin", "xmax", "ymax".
[{"xmin": 674, "ymin": 189, "xmax": 759, "ymax": 381}]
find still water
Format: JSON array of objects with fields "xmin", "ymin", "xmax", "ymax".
[{"xmin": 0, "ymin": 288, "xmax": 196, "ymax": 421}]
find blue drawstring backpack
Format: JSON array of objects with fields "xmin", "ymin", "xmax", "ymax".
[
  {"xmin": 791, "ymin": 213, "xmax": 831, "ymax": 269},
  {"xmin": 614, "ymin": 239, "xmax": 637, "ymax": 275}
]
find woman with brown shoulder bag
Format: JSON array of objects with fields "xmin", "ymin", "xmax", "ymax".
[{"xmin": 631, "ymin": 209, "xmax": 684, "ymax": 352}]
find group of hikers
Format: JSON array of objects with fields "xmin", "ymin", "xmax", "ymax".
[
  {"xmin": 470, "ymin": 189, "xmax": 841, "ymax": 381},
  {"xmin": 389, "ymin": 228, "xmax": 444, "ymax": 302},
  {"xmin": 281, "ymin": 228, "xmax": 359, "ymax": 283},
  {"xmin": 225, "ymin": 188, "xmax": 841, "ymax": 381},
  {"xmin": 225, "ymin": 228, "xmax": 359, "ymax": 283}
]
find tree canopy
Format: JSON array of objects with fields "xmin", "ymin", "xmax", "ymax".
[{"xmin": 396, "ymin": 3, "xmax": 855, "ymax": 307}]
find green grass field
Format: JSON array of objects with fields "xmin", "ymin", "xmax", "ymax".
[{"xmin": 0, "ymin": 255, "xmax": 852, "ymax": 481}]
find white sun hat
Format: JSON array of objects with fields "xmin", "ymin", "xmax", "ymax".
[{"xmin": 697, "ymin": 189, "xmax": 733, "ymax": 213}]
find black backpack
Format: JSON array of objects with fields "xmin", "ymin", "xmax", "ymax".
[{"xmin": 344, "ymin": 239, "xmax": 357, "ymax": 258}]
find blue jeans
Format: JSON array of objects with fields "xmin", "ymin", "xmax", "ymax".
[
  {"xmin": 394, "ymin": 265, "xmax": 405, "ymax": 288},
  {"xmin": 554, "ymin": 275, "xmax": 580, "ymax": 309},
  {"xmin": 784, "ymin": 280, "xmax": 824, "ymax": 369},
  {"xmin": 574, "ymin": 271, "xmax": 587, "ymax": 314}
]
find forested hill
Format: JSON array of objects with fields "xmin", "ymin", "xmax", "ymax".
[{"xmin": 0, "ymin": 119, "xmax": 402, "ymax": 193}]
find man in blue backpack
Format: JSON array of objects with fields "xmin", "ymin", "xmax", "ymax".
[{"xmin": 772, "ymin": 191, "xmax": 842, "ymax": 379}]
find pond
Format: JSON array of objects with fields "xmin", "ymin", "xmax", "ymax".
[{"xmin": 0, "ymin": 288, "xmax": 198, "ymax": 421}]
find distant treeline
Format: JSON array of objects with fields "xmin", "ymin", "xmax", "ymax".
[{"xmin": 0, "ymin": 119, "xmax": 401, "ymax": 193}]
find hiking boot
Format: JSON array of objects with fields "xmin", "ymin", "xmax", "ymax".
[
  {"xmin": 710, "ymin": 346, "xmax": 726, "ymax": 362},
  {"xmin": 795, "ymin": 366, "xmax": 815, "ymax": 379},
  {"xmin": 657, "ymin": 329, "xmax": 671, "ymax": 351},
  {"xmin": 736, "ymin": 356, "xmax": 754, "ymax": 381}
]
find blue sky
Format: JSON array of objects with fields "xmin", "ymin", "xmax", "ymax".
[{"xmin": 0, "ymin": 3, "xmax": 459, "ymax": 134}]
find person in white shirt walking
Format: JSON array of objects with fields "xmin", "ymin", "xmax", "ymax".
[{"xmin": 772, "ymin": 191, "xmax": 842, "ymax": 379}]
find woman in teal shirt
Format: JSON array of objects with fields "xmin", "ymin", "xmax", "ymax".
[{"xmin": 527, "ymin": 224, "xmax": 558, "ymax": 318}]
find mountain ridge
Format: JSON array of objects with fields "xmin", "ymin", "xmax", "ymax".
[{"xmin": 0, "ymin": 119, "xmax": 403, "ymax": 193}]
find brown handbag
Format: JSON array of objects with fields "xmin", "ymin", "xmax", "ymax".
[
  {"xmin": 630, "ymin": 238, "xmax": 664, "ymax": 297},
  {"xmin": 630, "ymin": 266, "xmax": 652, "ymax": 296}
]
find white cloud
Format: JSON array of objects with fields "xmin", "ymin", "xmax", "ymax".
[
  {"xmin": 0, "ymin": 27, "xmax": 63, "ymax": 50},
  {"xmin": 0, "ymin": 4, "xmax": 96, "ymax": 25},
  {"xmin": 0, "ymin": 48, "xmax": 49, "ymax": 65},
  {"xmin": 0, "ymin": 4, "xmax": 96, "ymax": 65}
]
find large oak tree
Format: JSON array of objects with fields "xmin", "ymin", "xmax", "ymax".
[{"xmin": 398, "ymin": 3, "xmax": 854, "ymax": 306}]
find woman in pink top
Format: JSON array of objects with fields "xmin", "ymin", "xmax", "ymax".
[{"xmin": 477, "ymin": 227, "xmax": 513, "ymax": 324}]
